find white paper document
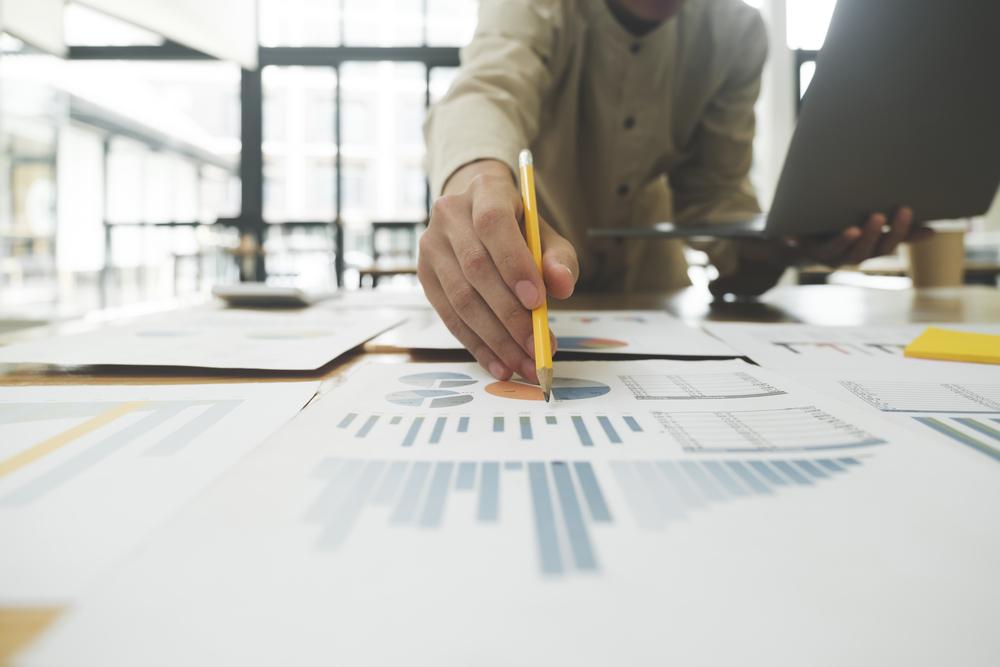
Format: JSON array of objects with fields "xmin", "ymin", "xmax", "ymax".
[
  {"xmin": 0, "ymin": 306, "xmax": 404, "ymax": 370},
  {"xmin": 20, "ymin": 361, "xmax": 1000, "ymax": 666},
  {"xmin": 705, "ymin": 322, "xmax": 1000, "ymax": 371},
  {"xmin": 394, "ymin": 310, "xmax": 738, "ymax": 357},
  {"xmin": 0, "ymin": 381, "xmax": 318, "ymax": 603},
  {"xmin": 787, "ymin": 366, "xmax": 1000, "ymax": 465}
]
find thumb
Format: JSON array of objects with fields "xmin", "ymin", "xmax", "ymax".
[{"xmin": 539, "ymin": 220, "xmax": 578, "ymax": 300}]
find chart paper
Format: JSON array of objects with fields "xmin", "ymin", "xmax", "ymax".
[
  {"xmin": 19, "ymin": 361, "xmax": 1000, "ymax": 666},
  {"xmin": 0, "ymin": 306, "xmax": 404, "ymax": 370},
  {"xmin": 705, "ymin": 322, "xmax": 1000, "ymax": 371},
  {"xmin": 0, "ymin": 381, "xmax": 318, "ymax": 603},
  {"xmin": 390, "ymin": 310, "xmax": 738, "ymax": 357}
]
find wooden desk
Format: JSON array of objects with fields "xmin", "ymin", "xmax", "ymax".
[{"xmin": 1, "ymin": 284, "xmax": 998, "ymax": 665}]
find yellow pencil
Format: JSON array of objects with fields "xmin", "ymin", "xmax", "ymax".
[{"xmin": 518, "ymin": 149, "xmax": 553, "ymax": 402}]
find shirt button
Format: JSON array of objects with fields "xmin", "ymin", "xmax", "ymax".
[
  {"xmin": 630, "ymin": 42, "xmax": 641, "ymax": 54},
  {"xmin": 617, "ymin": 184, "xmax": 630, "ymax": 197},
  {"xmin": 623, "ymin": 116, "xmax": 636, "ymax": 129}
]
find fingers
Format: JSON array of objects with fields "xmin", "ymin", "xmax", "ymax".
[
  {"xmin": 540, "ymin": 220, "xmax": 579, "ymax": 299},
  {"xmin": 799, "ymin": 227, "xmax": 862, "ymax": 267},
  {"xmin": 419, "ymin": 264, "xmax": 511, "ymax": 381},
  {"xmin": 841, "ymin": 213, "xmax": 885, "ymax": 265},
  {"xmin": 445, "ymin": 214, "xmax": 535, "ymax": 358},
  {"xmin": 875, "ymin": 207, "xmax": 913, "ymax": 256},
  {"xmin": 469, "ymin": 177, "xmax": 545, "ymax": 309}
]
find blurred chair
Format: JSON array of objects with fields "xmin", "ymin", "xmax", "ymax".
[{"xmin": 357, "ymin": 220, "xmax": 426, "ymax": 288}]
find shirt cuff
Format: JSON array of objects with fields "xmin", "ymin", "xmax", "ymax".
[{"xmin": 428, "ymin": 142, "xmax": 520, "ymax": 198}]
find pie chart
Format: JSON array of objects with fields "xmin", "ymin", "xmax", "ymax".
[
  {"xmin": 557, "ymin": 336, "xmax": 628, "ymax": 350},
  {"xmin": 400, "ymin": 371, "xmax": 477, "ymax": 388},
  {"xmin": 386, "ymin": 389, "xmax": 473, "ymax": 408},
  {"xmin": 484, "ymin": 377, "xmax": 611, "ymax": 401}
]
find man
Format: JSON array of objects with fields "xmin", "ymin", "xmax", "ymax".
[{"xmin": 420, "ymin": 0, "xmax": 923, "ymax": 383}]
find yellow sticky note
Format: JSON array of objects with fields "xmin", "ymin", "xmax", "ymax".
[{"xmin": 904, "ymin": 327, "xmax": 1000, "ymax": 365}]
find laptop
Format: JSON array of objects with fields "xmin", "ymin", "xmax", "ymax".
[{"xmin": 589, "ymin": 0, "xmax": 1000, "ymax": 241}]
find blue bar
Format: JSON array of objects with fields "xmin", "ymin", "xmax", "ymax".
[
  {"xmin": 356, "ymin": 415, "xmax": 378, "ymax": 438},
  {"xmin": 429, "ymin": 417, "xmax": 446, "ymax": 444},
  {"xmin": 419, "ymin": 462, "xmax": 454, "ymax": 527},
  {"xmin": 572, "ymin": 416, "xmax": 594, "ymax": 447},
  {"xmin": 304, "ymin": 459, "xmax": 364, "ymax": 521},
  {"xmin": 455, "ymin": 462, "xmax": 476, "ymax": 489},
  {"xmin": 624, "ymin": 416, "xmax": 642, "ymax": 432},
  {"xmin": 702, "ymin": 461, "xmax": 749, "ymax": 496},
  {"xmin": 792, "ymin": 459, "xmax": 829, "ymax": 479},
  {"xmin": 478, "ymin": 462, "xmax": 500, "ymax": 521},
  {"xmin": 838, "ymin": 457, "xmax": 861, "ymax": 466},
  {"xmin": 955, "ymin": 418, "xmax": 1000, "ymax": 442},
  {"xmin": 317, "ymin": 460, "xmax": 385, "ymax": 549},
  {"xmin": 147, "ymin": 401, "xmax": 240, "ymax": 455},
  {"xmin": 725, "ymin": 461, "xmax": 772, "ymax": 495},
  {"xmin": 611, "ymin": 462, "xmax": 661, "ymax": 529},
  {"xmin": 656, "ymin": 461, "xmax": 707, "ymax": 508},
  {"xmin": 551, "ymin": 462, "xmax": 597, "ymax": 570},
  {"xmin": 4, "ymin": 406, "xmax": 186, "ymax": 506},
  {"xmin": 679, "ymin": 461, "xmax": 729, "ymax": 501},
  {"xmin": 338, "ymin": 413, "xmax": 358, "ymax": 429},
  {"xmin": 771, "ymin": 460, "xmax": 812, "ymax": 485},
  {"xmin": 634, "ymin": 461, "xmax": 685, "ymax": 521},
  {"xmin": 520, "ymin": 416, "xmax": 533, "ymax": 440},
  {"xmin": 597, "ymin": 416, "xmax": 622, "ymax": 444},
  {"xmin": 390, "ymin": 462, "xmax": 431, "ymax": 523},
  {"xmin": 493, "ymin": 416, "xmax": 504, "ymax": 433},
  {"xmin": 401, "ymin": 417, "xmax": 424, "ymax": 447},
  {"xmin": 458, "ymin": 416, "xmax": 470, "ymax": 433},
  {"xmin": 504, "ymin": 461, "xmax": 523, "ymax": 470},
  {"xmin": 573, "ymin": 462, "xmax": 611, "ymax": 521},
  {"xmin": 390, "ymin": 416, "xmax": 402, "ymax": 425},
  {"xmin": 371, "ymin": 461, "xmax": 408, "ymax": 505},
  {"xmin": 748, "ymin": 460, "xmax": 788, "ymax": 486},
  {"xmin": 817, "ymin": 458, "xmax": 845, "ymax": 472},
  {"xmin": 528, "ymin": 463, "xmax": 564, "ymax": 574},
  {"xmin": 917, "ymin": 417, "xmax": 1000, "ymax": 462},
  {"xmin": 545, "ymin": 415, "xmax": 557, "ymax": 425}
]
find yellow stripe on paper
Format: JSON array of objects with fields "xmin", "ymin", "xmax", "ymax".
[{"xmin": 0, "ymin": 402, "xmax": 146, "ymax": 479}]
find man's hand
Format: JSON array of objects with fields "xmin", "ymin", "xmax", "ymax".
[
  {"xmin": 418, "ymin": 160, "xmax": 579, "ymax": 382},
  {"xmin": 711, "ymin": 207, "xmax": 932, "ymax": 297}
]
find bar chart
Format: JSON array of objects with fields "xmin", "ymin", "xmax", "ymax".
[
  {"xmin": 335, "ymin": 411, "xmax": 648, "ymax": 448},
  {"xmin": 0, "ymin": 399, "xmax": 241, "ymax": 506},
  {"xmin": 840, "ymin": 380, "xmax": 1000, "ymax": 413},
  {"xmin": 305, "ymin": 455, "xmax": 867, "ymax": 575},
  {"xmin": 609, "ymin": 455, "xmax": 866, "ymax": 530},
  {"xmin": 653, "ymin": 406, "xmax": 885, "ymax": 453},
  {"xmin": 912, "ymin": 416, "xmax": 1000, "ymax": 462},
  {"xmin": 620, "ymin": 372, "xmax": 785, "ymax": 400}
]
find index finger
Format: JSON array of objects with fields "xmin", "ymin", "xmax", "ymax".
[{"xmin": 470, "ymin": 184, "xmax": 545, "ymax": 310}]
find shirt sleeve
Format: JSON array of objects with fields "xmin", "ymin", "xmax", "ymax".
[{"xmin": 423, "ymin": 0, "xmax": 561, "ymax": 197}]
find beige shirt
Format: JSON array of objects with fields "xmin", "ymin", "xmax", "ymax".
[{"xmin": 424, "ymin": 0, "xmax": 768, "ymax": 291}]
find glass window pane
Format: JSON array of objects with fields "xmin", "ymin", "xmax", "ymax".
[
  {"xmin": 427, "ymin": 0, "xmax": 478, "ymax": 46},
  {"xmin": 786, "ymin": 0, "xmax": 838, "ymax": 50},
  {"xmin": 259, "ymin": 0, "xmax": 342, "ymax": 47},
  {"xmin": 343, "ymin": 0, "xmax": 423, "ymax": 46},
  {"xmin": 340, "ymin": 62, "xmax": 427, "ymax": 228},
  {"xmin": 263, "ymin": 66, "xmax": 337, "ymax": 222}
]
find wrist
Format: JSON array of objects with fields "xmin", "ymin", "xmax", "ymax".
[{"xmin": 442, "ymin": 159, "xmax": 515, "ymax": 196}]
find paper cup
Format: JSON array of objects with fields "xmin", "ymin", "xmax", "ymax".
[{"xmin": 906, "ymin": 224, "xmax": 966, "ymax": 288}]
